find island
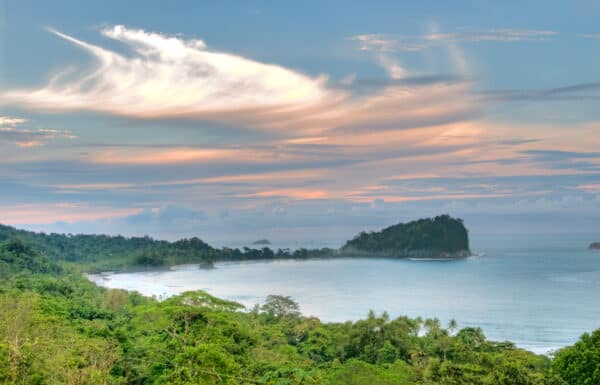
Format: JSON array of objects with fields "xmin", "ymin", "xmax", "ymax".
[
  {"xmin": 252, "ymin": 239, "xmax": 272, "ymax": 245},
  {"xmin": 590, "ymin": 242, "xmax": 600, "ymax": 250},
  {"xmin": 342, "ymin": 215, "xmax": 470, "ymax": 259}
]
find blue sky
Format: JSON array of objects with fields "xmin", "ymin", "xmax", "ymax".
[{"xmin": 1, "ymin": 0, "xmax": 599, "ymax": 245}]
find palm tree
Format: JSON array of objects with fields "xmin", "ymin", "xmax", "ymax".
[
  {"xmin": 448, "ymin": 319, "xmax": 458, "ymax": 335},
  {"xmin": 424, "ymin": 318, "xmax": 441, "ymax": 335}
]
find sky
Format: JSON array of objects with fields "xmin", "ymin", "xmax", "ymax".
[{"xmin": 1, "ymin": 0, "xmax": 599, "ymax": 246}]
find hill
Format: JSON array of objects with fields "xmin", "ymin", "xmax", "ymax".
[
  {"xmin": 0, "ymin": 215, "xmax": 470, "ymax": 270},
  {"xmin": 342, "ymin": 215, "xmax": 470, "ymax": 258},
  {"xmin": 0, "ymin": 234, "xmax": 589, "ymax": 385},
  {"xmin": 0, "ymin": 224, "xmax": 335, "ymax": 271}
]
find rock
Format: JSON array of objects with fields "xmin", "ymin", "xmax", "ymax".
[{"xmin": 252, "ymin": 239, "xmax": 271, "ymax": 245}]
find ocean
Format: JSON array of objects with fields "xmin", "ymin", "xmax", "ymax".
[{"xmin": 88, "ymin": 233, "xmax": 600, "ymax": 354}]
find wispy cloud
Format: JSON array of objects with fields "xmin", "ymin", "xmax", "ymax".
[
  {"xmin": 349, "ymin": 28, "xmax": 559, "ymax": 54},
  {"xmin": 2, "ymin": 26, "xmax": 337, "ymax": 125},
  {"xmin": 3, "ymin": 25, "xmax": 598, "ymax": 236},
  {"xmin": 0, "ymin": 115, "xmax": 75, "ymax": 147},
  {"xmin": 0, "ymin": 203, "xmax": 141, "ymax": 225},
  {"xmin": 350, "ymin": 34, "xmax": 427, "ymax": 52},
  {"xmin": 1, "ymin": 25, "xmax": 478, "ymax": 138},
  {"xmin": 480, "ymin": 82, "xmax": 600, "ymax": 102},
  {"xmin": 425, "ymin": 29, "xmax": 558, "ymax": 42},
  {"xmin": 577, "ymin": 33, "xmax": 600, "ymax": 40},
  {"xmin": 86, "ymin": 144, "xmax": 345, "ymax": 166},
  {"xmin": 0, "ymin": 116, "xmax": 28, "ymax": 126}
]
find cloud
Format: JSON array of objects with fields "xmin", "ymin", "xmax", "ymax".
[
  {"xmin": 349, "ymin": 34, "xmax": 427, "ymax": 52},
  {"xmin": 3, "ymin": 25, "xmax": 599, "ymax": 239},
  {"xmin": 2, "ymin": 25, "xmax": 478, "ymax": 137},
  {"xmin": 2, "ymin": 26, "xmax": 337, "ymax": 124},
  {"xmin": 236, "ymin": 188, "xmax": 332, "ymax": 200},
  {"xmin": 89, "ymin": 148, "xmax": 243, "ymax": 165},
  {"xmin": 425, "ymin": 29, "xmax": 558, "ymax": 43},
  {"xmin": 0, "ymin": 203, "xmax": 141, "ymax": 225},
  {"xmin": 127, "ymin": 205, "xmax": 206, "ymax": 225},
  {"xmin": 0, "ymin": 115, "xmax": 75, "ymax": 147},
  {"xmin": 0, "ymin": 116, "xmax": 28, "ymax": 126},
  {"xmin": 520, "ymin": 150, "xmax": 600, "ymax": 171},
  {"xmin": 577, "ymin": 33, "xmax": 600, "ymax": 39},
  {"xmin": 480, "ymin": 82, "xmax": 600, "ymax": 102},
  {"xmin": 376, "ymin": 54, "xmax": 406, "ymax": 79},
  {"xmin": 349, "ymin": 28, "xmax": 558, "ymax": 55},
  {"xmin": 577, "ymin": 183, "xmax": 600, "ymax": 192}
]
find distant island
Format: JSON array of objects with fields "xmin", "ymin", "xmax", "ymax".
[
  {"xmin": 590, "ymin": 242, "xmax": 600, "ymax": 250},
  {"xmin": 252, "ymin": 239, "xmax": 272, "ymax": 245},
  {"xmin": 342, "ymin": 215, "xmax": 470, "ymax": 259},
  {"xmin": 0, "ymin": 214, "xmax": 470, "ymax": 271}
]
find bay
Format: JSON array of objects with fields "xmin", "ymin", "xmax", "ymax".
[{"xmin": 88, "ymin": 234, "xmax": 600, "ymax": 354}]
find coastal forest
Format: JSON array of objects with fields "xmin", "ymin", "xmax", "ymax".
[
  {"xmin": 342, "ymin": 215, "xmax": 470, "ymax": 257},
  {"xmin": 0, "ymin": 215, "xmax": 469, "ymax": 272},
  {"xmin": 0, "ymin": 222, "xmax": 598, "ymax": 385}
]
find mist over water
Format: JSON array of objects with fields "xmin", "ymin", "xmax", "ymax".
[{"xmin": 89, "ymin": 233, "xmax": 600, "ymax": 354}]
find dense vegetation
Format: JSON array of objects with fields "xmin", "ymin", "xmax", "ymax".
[
  {"xmin": 0, "ymin": 235, "xmax": 598, "ymax": 384},
  {"xmin": 0, "ymin": 215, "xmax": 469, "ymax": 272},
  {"xmin": 0, "ymin": 224, "xmax": 336, "ymax": 272},
  {"xmin": 342, "ymin": 215, "xmax": 470, "ymax": 257}
]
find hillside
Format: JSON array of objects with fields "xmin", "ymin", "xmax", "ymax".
[
  {"xmin": 0, "ymin": 235, "xmax": 593, "ymax": 385},
  {"xmin": 0, "ymin": 215, "xmax": 470, "ymax": 270},
  {"xmin": 0, "ymin": 224, "xmax": 335, "ymax": 271},
  {"xmin": 342, "ymin": 215, "xmax": 470, "ymax": 258}
]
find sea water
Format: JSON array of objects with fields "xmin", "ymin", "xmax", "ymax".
[{"xmin": 88, "ymin": 234, "xmax": 600, "ymax": 354}]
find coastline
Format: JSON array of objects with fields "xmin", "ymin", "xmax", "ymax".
[
  {"xmin": 85, "ymin": 254, "xmax": 579, "ymax": 357},
  {"xmin": 83, "ymin": 248, "xmax": 472, "ymax": 274}
]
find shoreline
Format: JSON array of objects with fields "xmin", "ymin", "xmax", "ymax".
[
  {"xmin": 86, "ymin": 266, "xmax": 566, "ymax": 357},
  {"xmin": 84, "ymin": 249, "xmax": 472, "ymax": 274}
]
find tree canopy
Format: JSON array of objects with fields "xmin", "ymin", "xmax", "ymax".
[{"xmin": 342, "ymin": 215, "xmax": 470, "ymax": 257}]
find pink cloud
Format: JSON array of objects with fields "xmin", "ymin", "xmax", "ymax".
[{"xmin": 0, "ymin": 204, "xmax": 142, "ymax": 225}]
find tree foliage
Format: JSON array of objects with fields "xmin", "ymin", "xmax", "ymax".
[
  {"xmin": 342, "ymin": 215, "xmax": 470, "ymax": 257},
  {"xmin": 0, "ymin": 233, "xmax": 595, "ymax": 384}
]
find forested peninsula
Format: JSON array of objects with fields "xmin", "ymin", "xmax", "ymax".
[
  {"xmin": 0, "ymin": 215, "xmax": 469, "ymax": 272},
  {"xmin": 0, "ymin": 234, "xmax": 598, "ymax": 384}
]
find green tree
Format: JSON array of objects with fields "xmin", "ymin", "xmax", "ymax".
[
  {"xmin": 552, "ymin": 329, "xmax": 600, "ymax": 385},
  {"xmin": 261, "ymin": 295, "xmax": 301, "ymax": 318}
]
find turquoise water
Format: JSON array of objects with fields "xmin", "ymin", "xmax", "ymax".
[{"xmin": 89, "ymin": 235, "xmax": 600, "ymax": 354}]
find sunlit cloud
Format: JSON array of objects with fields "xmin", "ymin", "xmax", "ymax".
[
  {"xmin": 376, "ymin": 54, "xmax": 407, "ymax": 79},
  {"xmin": 1, "ymin": 26, "xmax": 337, "ymax": 125},
  {"xmin": 87, "ymin": 146, "xmax": 313, "ymax": 165},
  {"xmin": 0, "ymin": 115, "xmax": 76, "ymax": 148},
  {"xmin": 577, "ymin": 183, "xmax": 600, "ymax": 192},
  {"xmin": 1, "ymin": 24, "xmax": 598, "ymax": 237},
  {"xmin": 238, "ymin": 188, "xmax": 332, "ymax": 200},
  {"xmin": 0, "ymin": 203, "xmax": 141, "ymax": 225},
  {"xmin": 0, "ymin": 116, "xmax": 28, "ymax": 126},
  {"xmin": 151, "ymin": 169, "xmax": 325, "ymax": 186},
  {"xmin": 89, "ymin": 148, "xmax": 241, "ymax": 165},
  {"xmin": 2, "ymin": 25, "xmax": 478, "ymax": 137}
]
